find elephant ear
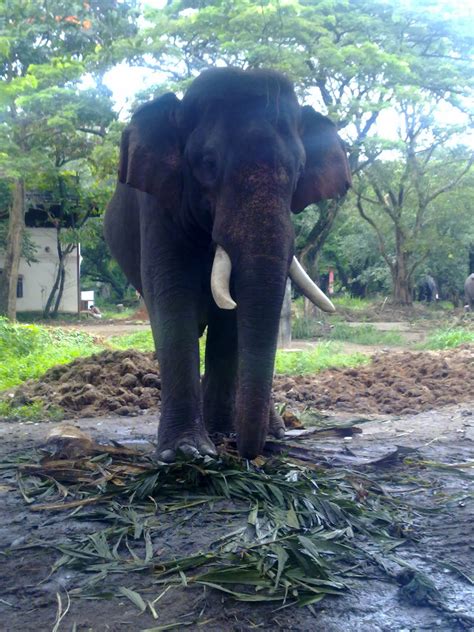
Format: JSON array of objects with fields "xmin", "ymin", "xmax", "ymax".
[
  {"xmin": 119, "ymin": 93, "xmax": 182, "ymax": 208},
  {"xmin": 291, "ymin": 106, "xmax": 351, "ymax": 214}
]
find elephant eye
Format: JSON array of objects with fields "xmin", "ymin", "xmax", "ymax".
[
  {"xmin": 201, "ymin": 154, "xmax": 217, "ymax": 174},
  {"xmin": 194, "ymin": 151, "xmax": 219, "ymax": 186}
]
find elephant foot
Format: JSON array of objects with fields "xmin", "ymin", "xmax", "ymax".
[
  {"xmin": 268, "ymin": 404, "xmax": 286, "ymax": 439},
  {"xmin": 156, "ymin": 419, "xmax": 217, "ymax": 463},
  {"xmin": 205, "ymin": 414, "xmax": 234, "ymax": 435},
  {"xmin": 203, "ymin": 399, "xmax": 235, "ymax": 435}
]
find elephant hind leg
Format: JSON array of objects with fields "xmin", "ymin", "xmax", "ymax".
[{"xmin": 203, "ymin": 305, "xmax": 237, "ymax": 434}]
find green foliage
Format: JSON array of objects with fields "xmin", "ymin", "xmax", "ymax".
[
  {"xmin": 10, "ymin": 446, "xmax": 409, "ymax": 608},
  {"xmin": 292, "ymin": 316, "xmax": 322, "ymax": 340},
  {"xmin": 328, "ymin": 323, "xmax": 403, "ymax": 346},
  {"xmin": 80, "ymin": 217, "xmax": 131, "ymax": 301},
  {"xmin": 0, "ymin": 318, "xmax": 100, "ymax": 390},
  {"xmin": 332, "ymin": 296, "xmax": 376, "ymax": 310},
  {"xmin": 0, "ymin": 1, "xmax": 139, "ymax": 317},
  {"xmin": 138, "ymin": 0, "xmax": 473, "ymax": 305},
  {"xmin": 275, "ymin": 342, "xmax": 370, "ymax": 374},
  {"xmin": 99, "ymin": 306, "xmax": 137, "ymax": 320},
  {"xmin": 109, "ymin": 329, "xmax": 369, "ymax": 374},
  {"xmin": 419, "ymin": 327, "xmax": 474, "ymax": 350},
  {"xmin": 109, "ymin": 330, "xmax": 155, "ymax": 353},
  {"xmin": 0, "ymin": 399, "xmax": 64, "ymax": 422}
]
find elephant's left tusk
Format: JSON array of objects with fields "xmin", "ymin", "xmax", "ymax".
[
  {"xmin": 289, "ymin": 256, "xmax": 336, "ymax": 313},
  {"xmin": 211, "ymin": 245, "xmax": 237, "ymax": 310}
]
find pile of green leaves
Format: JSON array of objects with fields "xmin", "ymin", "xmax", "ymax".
[
  {"xmin": 0, "ymin": 318, "xmax": 100, "ymax": 390},
  {"xmin": 12, "ymin": 445, "xmax": 409, "ymax": 608}
]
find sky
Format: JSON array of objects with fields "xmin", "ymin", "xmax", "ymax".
[{"xmin": 101, "ymin": 0, "xmax": 472, "ymax": 145}]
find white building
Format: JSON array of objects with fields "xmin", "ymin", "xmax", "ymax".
[{"xmin": 0, "ymin": 227, "xmax": 80, "ymax": 313}]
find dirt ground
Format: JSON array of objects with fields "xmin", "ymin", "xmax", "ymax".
[
  {"xmin": 0, "ymin": 404, "xmax": 473, "ymax": 631},
  {"xmin": 1, "ymin": 313, "xmax": 473, "ymax": 631}
]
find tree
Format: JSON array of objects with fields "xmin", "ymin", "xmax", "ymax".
[
  {"xmin": 80, "ymin": 218, "xmax": 131, "ymax": 302},
  {"xmin": 134, "ymin": 0, "xmax": 473, "ymax": 303},
  {"xmin": 356, "ymin": 121, "xmax": 473, "ymax": 304},
  {"xmin": 0, "ymin": 0, "xmax": 138, "ymax": 319}
]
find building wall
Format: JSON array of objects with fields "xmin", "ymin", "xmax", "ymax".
[{"xmin": 0, "ymin": 228, "xmax": 80, "ymax": 313}]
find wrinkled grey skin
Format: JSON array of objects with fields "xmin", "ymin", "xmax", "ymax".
[
  {"xmin": 104, "ymin": 67, "xmax": 351, "ymax": 461},
  {"xmin": 464, "ymin": 273, "xmax": 474, "ymax": 311}
]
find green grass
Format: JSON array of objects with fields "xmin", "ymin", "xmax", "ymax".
[
  {"xmin": 100, "ymin": 307, "xmax": 137, "ymax": 320},
  {"xmin": 0, "ymin": 318, "xmax": 101, "ymax": 391},
  {"xmin": 292, "ymin": 316, "xmax": 323, "ymax": 339},
  {"xmin": 275, "ymin": 342, "xmax": 370, "ymax": 374},
  {"xmin": 292, "ymin": 319, "xmax": 404, "ymax": 346},
  {"xmin": 0, "ymin": 399, "xmax": 64, "ymax": 422},
  {"xmin": 109, "ymin": 330, "xmax": 155, "ymax": 352},
  {"xmin": 109, "ymin": 329, "xmax": 369, "ymax": 375},
  {"xmin": 328, "ymin": 323, "xmax": 403, "ymax": 346},
  {"xmin": 331, "ymin": 296, "xmax": 375, "ymax": 310},
  {"xmin": 418, "ymin": 327, "xmax": 474, "ymax": 350}
]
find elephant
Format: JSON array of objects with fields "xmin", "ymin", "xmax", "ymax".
[
  {"xmin": 418, "ymin": 274, "xmax": 439, "ymax": 303},
  {"xmin": 464, "ymin": 273, "xmax": 474, "ymax": 311},
  {"xmin": 104, "ymin": 67, "xmax": 351, "ymax": 461}
]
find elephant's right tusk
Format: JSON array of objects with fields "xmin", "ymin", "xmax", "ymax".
[
  {"xmin": 289, "ymin": 256, "xmax": 336, "ymax": 313},
  {"xmin": 211, "ymin": 245, "xmax": 237, "ymax": 310}
]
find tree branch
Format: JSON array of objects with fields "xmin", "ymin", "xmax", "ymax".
[{"xmin": 356, "ymin": 193, "xmax": 394, "ymax": 274}]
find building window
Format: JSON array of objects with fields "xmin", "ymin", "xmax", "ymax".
[{"xmin": 0, "ymin": 270, "xmax": 24, "ymax": 298}]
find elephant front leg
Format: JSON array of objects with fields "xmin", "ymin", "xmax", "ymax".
[
  {"xmin": 203, "ymin": 306, "xmax": 286, "ymax": 442},
  {"xmin": 202, "ymin": 305, "xmax": 237, "ymax": 434},
  {"xmin": 142, "ymin": 259, "xmax": 216, "ymax": 462}
]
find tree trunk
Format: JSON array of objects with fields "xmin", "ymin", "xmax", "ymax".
[
  {"xmin": 0, "ymin": 180, "xmax": 25, "ymax": 320},
  {"xmin": 52, "ymin": 265, "xmax": 66, "ymax": 316},
  {"xmin": 43, "ymin": 227, "xmax": 74, "ymax": 318},
  {"xmin": 392, "ymin": 246, "xmax": 413, "ymax": 305},
  {"xmin": 299, "ymin": 200, "xmax": 340, "ymax": 279}
]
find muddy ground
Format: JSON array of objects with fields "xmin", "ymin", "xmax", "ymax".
[
  {"xmin": 0, "ymin": 404, "xmax": 473, "ymax": 631},
  {"xmin": 1, "ymin": 315, "xmax": 473, "ymax": 631}
]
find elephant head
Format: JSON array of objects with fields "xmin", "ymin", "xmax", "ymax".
[{"xmin": 116, "ymin": 68, "xmax": 351, "ymax": 459}]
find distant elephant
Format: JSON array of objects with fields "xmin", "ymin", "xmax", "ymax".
[
  {"xmin": 418, "ymin": 275, "xmax": 439, "ymax": 303},
  {"xmin": 464, "ymin": 273, "xmax": 474, "ymax": 311},
  {"xmin": 104, "ymin": 68, "xmax": 351, "ymax": 460}
]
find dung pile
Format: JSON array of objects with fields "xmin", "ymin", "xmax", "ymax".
[
  {"xmin": 274, "ymin": 346, "xmax": 474, "ymax": 415},
  {"xmin": 4, "ymin": 346, "xmax": 473, "ymax": 420},
  {"xmin": 9, "ymin": 350, "xmax": 161, "ymax": 419}
]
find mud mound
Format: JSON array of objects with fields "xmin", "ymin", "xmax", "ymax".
[
  {"xmin": 4, "ymin": 347, "xmax": 473, "ymax": 420},
  {"xmin": 274, "ymin": 346, "xmax": 474, "ymax": 415},
  {"xmin": 9, "ymin": 350, "xmax": 161, "ymax": 419}
]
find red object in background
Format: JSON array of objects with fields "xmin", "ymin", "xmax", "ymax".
[{"xmin": 328, "ymin": 268, "xmax": 334, "ymax": 295}]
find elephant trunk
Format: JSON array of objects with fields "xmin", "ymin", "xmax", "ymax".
[{"xmin": 232, "ymin": 254, "xmax": 289, "ymax": 458}]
